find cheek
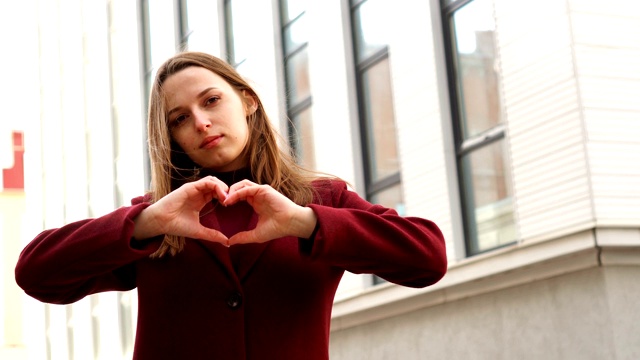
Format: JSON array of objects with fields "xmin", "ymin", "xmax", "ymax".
[{"xmin": 172, "ymin": 130, "xmax": 195, "ymax": 150}]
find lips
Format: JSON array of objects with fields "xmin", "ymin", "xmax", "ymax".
[{"xmin": 200, "ymin": 135, "xmax": 223, "ymax": 149}]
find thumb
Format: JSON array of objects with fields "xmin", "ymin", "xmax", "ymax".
[
  {"xmin": 194, "ymin": 226, "xmax": 229, "ymax": 245},
  {"xmin": 228, "ymin": 230, "xmax": 262, "ymax": 245}
]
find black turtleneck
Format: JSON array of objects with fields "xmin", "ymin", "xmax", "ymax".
[{"xmin": 198, "ymin": 167, "xmax": 253, "ymax": 186}]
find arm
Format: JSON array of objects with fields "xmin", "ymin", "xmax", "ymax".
[
  {"xmin": 305, "ymin": 180, "xmax": 447, "ymax": 288},
  {"xmin": 15, "ymin": 202, "xmax": 159, "ymax": 304},
  {"xmin": 15, "ymin": 176, "xmax": 232, "ymax": 304}
]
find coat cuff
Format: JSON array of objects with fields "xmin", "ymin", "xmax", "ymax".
[{"xmin": 298, "ymin": 221, "xmax": 320, "ymax": 255}]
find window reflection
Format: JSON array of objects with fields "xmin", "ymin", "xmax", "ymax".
[
  {"xmin": 370, "ymin": 183, "xmax": 405, "ymax": 216},
  {"xmin": 461, "ymin": 139, "xmax": 515, "ymax": 253},
  {"xmin": 283, "ymin": 15, "xmax": 308, "ymax": 52},
  {"xmin": 452, "ymin": 0, "xmax": 502, "ymax": 139},
  {"xmin": 183, "ymin": 0, "xmax": 219, "ymax": 53},
  {"xmin": 447, "ymin": 0, "xmax": 515, "ymax": 255},
  {"xmin": 352, "ymin": 0, "xmax": 388, "ymax": 61},
  {"xmin": 352, "ymin": 0, "xmax": 404, "ymax": 220},
  {"xmin": 281, "ymin": 0, "xmax": 315, "ymax": 169},
  {"xmin": 226, "ymin": 0, "xmax": 255, "ymax": 67},
  {"xmin": 362, "ymin": 58, "xmax": 399, "ymax": 182},
  {"xmin": 282, "ymin": 0, "xmax": 307, "ymax": 22},
  {"xmin": 290, "ymin": 107, "xmax": 315, "ymax": 169},
  {"xmin": 285, "ymin": 48, "xmax": 311, "ymax": 105}
]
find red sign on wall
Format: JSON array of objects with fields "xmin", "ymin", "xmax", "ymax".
[{"xmin": 3, "ymin": 131, "xmax": 24, "ymax": 190}]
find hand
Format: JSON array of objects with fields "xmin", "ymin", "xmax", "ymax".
[
  {"xmin": 133, "ymin": 176, "xmax": 230, "ymax": 244},
  {"xmin": 223, "ymin": 180, "xmax": 317, "ymax": 245}
]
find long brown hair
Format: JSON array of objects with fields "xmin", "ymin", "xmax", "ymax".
[{"xmin": 147, "ymin": 52, "xmax": 319, "ymax": 257}]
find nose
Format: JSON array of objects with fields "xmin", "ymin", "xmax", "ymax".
[{"xmin": 193, "ymin": 109, "xmax": 211, "ymax": 132}]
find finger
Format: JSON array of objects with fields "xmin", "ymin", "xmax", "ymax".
[
  {"xmin": 225, "ymin": 181, "xmax": 262, "ymax": 205},
  {"xmin": 228, "ymin": 230, "xmax": 263, "ymax": 245},
  {"xmin": 227, "ymin": 179, "xmax": 258, "ymax": 194},
  {"xmin": 193, "ymin": 176, "xmax": 229, "ymax": 201},
  {"xmin": 193, "ymin": 226, "xmax": 229, "ymax": 244}
]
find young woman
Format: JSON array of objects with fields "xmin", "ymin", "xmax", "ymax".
[{"xmin": 15, "ymin": 52, "xmax": 447, "ymax": 360}]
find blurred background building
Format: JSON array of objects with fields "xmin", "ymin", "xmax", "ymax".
[{"xmin": 1, "ymin": 0, "xmax": 639, "ymax": 359}]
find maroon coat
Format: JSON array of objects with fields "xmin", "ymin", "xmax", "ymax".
[{"xmin": 15, "ymin": 178, "xmax": 447, "ymax": 359}]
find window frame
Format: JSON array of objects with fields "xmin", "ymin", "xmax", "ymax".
[
  {"xmin": 279, "ymin": 0, "xmax": 315, "ymax": 168},
  {"xmin": 349, "ymin": 0, "xmax": 402, "ymax": 206},
  {"xmin": 441, "ymin": 0, "xmax": 516, "ymax": 256}
]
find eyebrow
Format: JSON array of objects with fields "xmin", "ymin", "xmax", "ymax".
[{"xmin": 167, "ymin": 87, "xmax": 220, "ymax": 117}]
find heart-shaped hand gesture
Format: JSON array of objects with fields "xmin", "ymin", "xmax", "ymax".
[
  {"xmin": 223, "ymin": 180, "xmax": 318, "ymax": 245},
  {"xmin": 133, "ymin": 177, "xmax": 317, "ymax": 246}
]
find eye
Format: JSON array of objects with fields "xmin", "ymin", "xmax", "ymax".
[
  {"xmin": 170, "ymin": 114, "xmax": 188, "ymax": 128},
  {"xmin": 204, "ymin": 96, "xmax": 220, "ymax": 106}
]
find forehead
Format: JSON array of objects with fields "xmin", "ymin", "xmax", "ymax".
[{"xmin": 163, "ymin": 66, "xmax": 233, "ymax": 99}]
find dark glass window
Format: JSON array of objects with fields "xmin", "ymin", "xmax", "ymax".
[
  {"xmin": 351, "ymin": 0, "xmax": 403, "ymax": 214},
  {"xmin": 280, "ymin": 0, "xmax": 315, "ymax": 169},
  {"xmin": 443, "ymin": 0, "xmax": 516, "ymax": 255},
  {"xmin": 225, "ymin": 0, "xmax": 251, "ymax": 68}
]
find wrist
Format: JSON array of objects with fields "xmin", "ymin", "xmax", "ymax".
[
  {"xmin": 132, "ymin": 204, "xmax": 164, "ymax": 240},
  {"xmin": 294, "ymin": 207, "xmax": 318, "ymax": 239}
]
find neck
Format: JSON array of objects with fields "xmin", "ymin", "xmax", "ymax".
[{"xmin": 199, "ymin": 167, "xmax": 252, "ymax": 186}]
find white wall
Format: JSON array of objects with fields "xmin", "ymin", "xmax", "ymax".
[
  {"xmin": 496, "ymin": 0, "xmax": 594, "ymax": 242},
  {"xmin": 330, "ymin": 264, "xmax": 640, "ymax": 360},
  {"xmin": 570, "ymin": 0, "xmax": 640, "ymax": 225}
]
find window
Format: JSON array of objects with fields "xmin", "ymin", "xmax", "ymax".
[
  {"xmin": 280, "ymin": 0, "xmax": 315, "ymax": 169},
  {"xmin": 350, "ymin": 0, "xmax": 403, "ymax": 214},
  {"xmin": 176, "ymin": 0, "xmax": 189, "ymax": 50},
  {"xmin": 178, "ymin": 0, "xmax": 221, "ymax": 54},
  {"xmin": 442, "ymin": 0, "xmax": 516, "ymax": 255},
  {"xmin": 224, "ymin": 0, "xmax": 254, "ymax": 70}
]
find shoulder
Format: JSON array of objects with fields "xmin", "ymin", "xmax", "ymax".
[
  {"xmin": 131, "ymin": 192, "xmax": 153, "ymax": 205},
  {"xmin": 311, "ymin": 178, "xmax": 350, "ymax": 206}
]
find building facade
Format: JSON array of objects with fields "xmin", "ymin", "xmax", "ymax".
[{"xmin": 2, "ymin": 0, "xmax": 639, "ymax": 359}]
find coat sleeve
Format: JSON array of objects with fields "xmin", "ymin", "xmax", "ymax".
[
  {"xmin": 305, "ymin": 180, "xmax": 447, "ymax": 288},
  {"xmin": 14, "ymin": 199, "xmax": 160, "ymax": 304}
]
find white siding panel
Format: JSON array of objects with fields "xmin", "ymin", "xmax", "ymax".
[
  {"xmin": 496, "ymin": 2, "xmax": 593, "ymax": 241},
  {"xmin": 592, "ymin": 175, "xmax": 640, "ymax": 197},
  {"xmin": 589, "ymin": 142, "xmax": 640, "ymax": 222},
  {"xmin": 518, "ymin": 196, "xmax": 593, "ymax": 239},
  {"xmin": 509, "ymin": 112, "xmax": 582, "ymax": 166},
  {"xmin": 580, "ymin": 77, "xmax": 640, "ymax": 112},
  {"xmin": 569, "ymin": 0, "xmax": 640, "ymax": 17},
  {"xmin": 589, "ymin": 143, "xmax": 640, "ymax": 176},
  {"xmin": 584, "ymin": 109, "xmax": 640, "ymax": 143},
  {"xmin": 571, "ymin": 12, "xmax": 640, "ymax": 48},
  {"xmin": 494, "ymin": 0, "xmax": 568, "ymax": 47},
  {"xmin": 593, "ymin": 197, "xmax": 640, "ymax": 223},
  {"xmin": 571, "ymin": 4, "xmax": 640, "ymax": 225},
  {"xmin": 511, "ymin": 142, "xmax": 592, "ymax": 239},
  {"xmin": 516, "ymin": 175, "xmax": 590, "ymax": 219},
  {"xmin": 498, "ymin": 23, "xmax": 572, "ymax": 76},
  {"xmin": 503, "ymin": 79, "xmax": 579, "ymax": 134},
  {"xmin": 500, "ymin": 47, "xmax": 575, "ymax": 105},
  {"xmin": 574, "ymin": 45, "xmax": 640, "ymax": 81},
  {"xmin": 512, "ymin": 146, "xmax": 589, "ymax": 200}
]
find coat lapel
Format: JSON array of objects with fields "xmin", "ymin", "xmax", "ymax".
[
  {"xmin": 196, "ymin": 201, "xmax": 270, "ymax": 284},
  {"xmin": 195, "ymin": 202, "xmax": 238, "ymax": 282},
  {"xmin": 232, "ymin": 211, "xmax": 269, "ymax": 282}
]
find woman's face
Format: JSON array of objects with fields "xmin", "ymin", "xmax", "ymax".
[{"xmin": 163, "ymin": 66, "xmax": 256, "ymax": 172}]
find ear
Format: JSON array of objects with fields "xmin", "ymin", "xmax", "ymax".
[{"xmin": 242, "ymin": 90, "xmax": 258, "ymax": 116}]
